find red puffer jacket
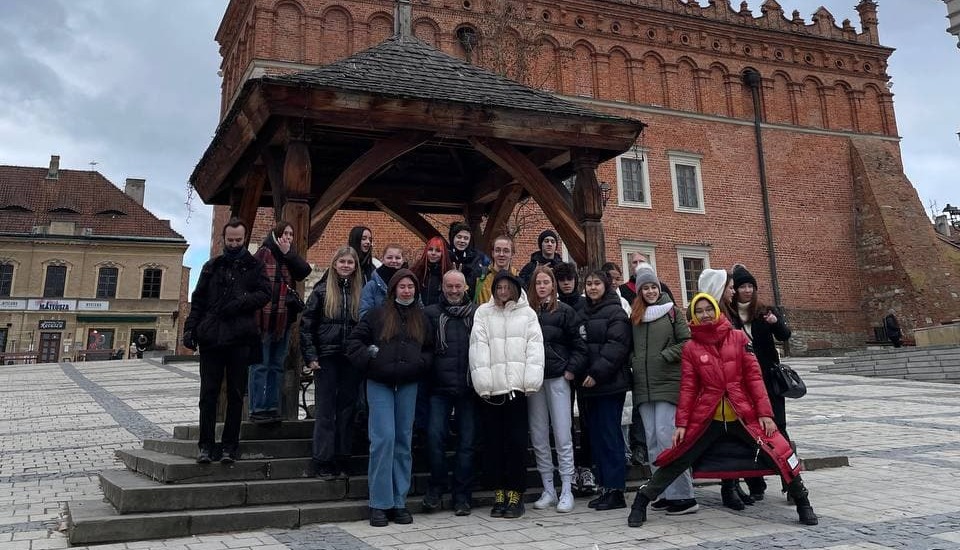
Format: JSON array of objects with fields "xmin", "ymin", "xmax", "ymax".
[{"xmin": 655, "ymin": 317, "xmax": 802, "ymax": 480}]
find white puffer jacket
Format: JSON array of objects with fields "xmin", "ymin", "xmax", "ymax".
[{"xmin": 469, "ymin": 293, "xmax": 545, "ymax": 397}]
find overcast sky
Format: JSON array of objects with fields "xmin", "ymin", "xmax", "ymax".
[{"xmin": 1, "ymin": 1, "xmax": 957, "ymax": 292}]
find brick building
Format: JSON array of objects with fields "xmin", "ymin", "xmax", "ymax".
[
  {"xmin": 207, "ymin": 0, "xmax": 960, "ymax": 353},
  {"xmin": 0, "ymin": 156, "xmax": 189, "ymax": 362}
]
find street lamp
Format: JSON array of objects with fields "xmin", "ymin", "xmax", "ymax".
[{"xmin": 600, "ymin": 182, "xmax": 612, "ymax": 208}]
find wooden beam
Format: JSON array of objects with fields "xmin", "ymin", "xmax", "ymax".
[
  {"xmin": 373, "ymin": 198, "xmax": 442, "ymax": 242},
  {"xmin": 471, "ymin": 148, "xmax": 568, "ymax": 204},
  {"xmin": 308, "ymin": 130, "xmax": 433, "ymax": 245},
  {"xmin": 262, "ymin": 146, "xmax": 286, "ymax": 222},
  {"xmin": 572, "ymin": 149, "xmax": 606, "ymax": 271},
  {"xmin": 470, "ymin": 137, "xmax": 587, "ymax": 265},
  {"xmin": 478, "ymin": 183, "xmax": 522, "ymax": 254},
  {"xmin": 235, "ymin": 166, "xmax": 267, "ymax": 236}
]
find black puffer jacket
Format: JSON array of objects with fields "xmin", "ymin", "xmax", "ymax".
[
  {"xmin": 448, "ymin": 246, "xmax": 489, "ymax": 298},
  {"xmin": 299, "ymin": 277, "xmax": 358, "ymax": 362},
  {"xmin": 518, "ymin": 251, "xmax": 564, "ymax": 287},
  {"xmin": 424, "ymin": 296, "xmax": 477, "ymax": 396},
  {"xmin": 420, "ymin": 262, "xmax": 444, "ymax": 307},
  {"xmin": 346, "ymin": 303, "xmax": 433, "ymax": 385},
  {"xmin": 184, "ymin": 250, "xmax": 271, "ymax": 348},
  {"xmin": 576, "ymin": 291, "xmax": 632, "ymax": 397},
  {"xmin": 538, "ymin": 301, "xmax": 588, "ymax": 379}
]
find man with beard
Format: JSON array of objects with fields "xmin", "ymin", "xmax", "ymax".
[
  {"xmin": 183, "ymin": 218, "xmax": 271, "ymax": 464},
  {"xmin": 421, "ymin": 270, "xmax": 479, "ymax": 516}
]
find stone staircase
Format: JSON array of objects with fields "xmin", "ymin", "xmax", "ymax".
[
  {"xmin": 817, "ymin": 345, "xmax": 960, "ymax": 383},
  {"xmin": 66, "ymin": 420, "xmax": 653, "ymax": 546}
]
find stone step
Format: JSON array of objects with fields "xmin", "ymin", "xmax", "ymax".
[
  {"xmin": 173, "ymin": 420, "xmax": 315, "ymax": 441},
  {"xmin": 144, "ymin": 438, "xmax": 313, "ymax": 460}
]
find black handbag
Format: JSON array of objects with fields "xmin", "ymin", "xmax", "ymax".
[
  {"xmin": 285, "ymin": 284, "xmax": 306, "ymax": 315},
  {"xmin": 770, "ymin": 362, "xmax": 806, "ymax": 399}
]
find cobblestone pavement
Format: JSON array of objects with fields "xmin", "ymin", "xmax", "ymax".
[{"xmin": 1, "ymin": 356, "xmax": 959, "ymax": 549}]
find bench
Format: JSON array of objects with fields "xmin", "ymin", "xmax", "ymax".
[
  {"xmin": 76, "ymin": 349, "xmax": 124, "ymax": 361},
  {"xmin": 0, "ymin": 352, "xmax": 41, "ymax": 365}
]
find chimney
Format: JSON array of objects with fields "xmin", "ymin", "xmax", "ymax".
[
  {"xmin": 46, "ymin": 155, "xmax": 60, "ymax": 180},
  {"xmin": 124, "ymin": 178, "xmax": 146, "ymax": 205},
  {"xmin": 394, "ymin": 0, "xmax": 412, "ymax": 38}
]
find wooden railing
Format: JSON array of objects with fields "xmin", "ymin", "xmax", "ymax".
[{"xmin": 0, "ymin": 352, "xmax": 42, "ymax": 365}]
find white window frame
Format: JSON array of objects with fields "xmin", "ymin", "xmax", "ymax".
[
  {"xmin": 675, "ymin": 245, "xmax": 711, "ymax": 307},
  {"xmin": 669, "ymin": 151, "xmax": 705, "ymax": 214},
  {"xmin": 619, "ymin": 240, "xmax": 657, "ymax": 282},
  {"xmin": 616, "ymin": 148, "xmax": 651, "ymax": 208}
]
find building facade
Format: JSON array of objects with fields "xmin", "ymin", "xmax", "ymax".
[
  {"xmin": 0, "ymin": 156, "xmax": 189, "ymax": 362},
  {"xmin": 946, "ymin": 0, "xmax": 960, "ymax": 48},
  {"xmin": 209, "ymin": 0, "xmax": 960, "ymax": 353}
]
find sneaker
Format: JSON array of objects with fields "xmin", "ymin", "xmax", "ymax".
[
  {"xmin": 454, "ymin": 501, "xmax": 472, "ymax": 516},
  {"xmin": 579, "ymin": 467, "xmax": 597, "ymax": 492},
  {"xmin": 369, "ymin": 508, "xmax": 388, "ymax": 527},
  {"xmin": 665, "ymin": 499, "xmax": 699, "ymax": 515},
  {"xmin": 392, "ymin": 507, "xmax": 413, "ymax": 525},
  {"xmin": 650, "ymin": 498, "xmax": 674, "ymax": 511},
  {"xmin": 314, "ymin": 462, "xmax": 338, "ymax": 481},
  {"xmin": 502, "ymin": 490, "xmax": 524, "ymax": 518},
  {"xmin": 533, "ymin": 491, "xmax": 558, "ymax": 510},
  {"xmin": 421, "ymin": 491, "xmax": 441, "ymax": 513},
  {"xmin": 556, "ymin": 491, "xmax": 574, "ymax": 513},
  {"xmin": 196, "ymin": 447, "xmax": 212, "ymax": 464},
  {"xmin": 588, "ymin": 488, "xmax": 608, "ymax": 509},
  {"xmin": 220, "ymin": 446, "xmax": 238, "ymax": 464},
  {"xmin": 594, "ymin": 489, "xmax": 626, "ymax": 511},
  {"xmin": 490, "ymin": 489, "xmax": 506, "ymax": 518}
]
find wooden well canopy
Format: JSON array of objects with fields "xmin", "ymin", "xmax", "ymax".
[{"xmin": 189, "ymin": 35, "xmax": 645, "ymax": 269}]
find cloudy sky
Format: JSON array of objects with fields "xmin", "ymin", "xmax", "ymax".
[{"xmin": 1, "ymin": 1, "xmax": 958, "ymax": 292}]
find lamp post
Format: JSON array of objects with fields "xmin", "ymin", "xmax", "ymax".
[{"xmin": 600, "ymin": 182, "xmax": 612, "ymax": 208}]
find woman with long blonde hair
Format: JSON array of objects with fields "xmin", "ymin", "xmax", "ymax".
[{"xmin": 300, "ymin": 246, "xmax": 364, "ymax": 480}]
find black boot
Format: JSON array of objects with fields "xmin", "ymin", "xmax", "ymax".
[
  {"xmin": 627, "ymin": 491, "xmax": 649, "ymax": 528},
  {"xmin": 788, "ymin": 478, "xmax": 819, "ymax": 526},
  {"xmin": 588, "ymin": 487, "xmax": 608, "ymax": 508},
  {"xmin": 735, "ymin": 480, "xmax": 756, "ymax": 505},
  {"xmin": 744, "ymin": 476, "xmax": 766, "ymax": 501},
  {"xmin": 720, "ymin": 479, "xmax": 745, "ymax": 511}
]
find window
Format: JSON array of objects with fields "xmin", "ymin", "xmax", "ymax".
[
  {"xmin": 43, "ymin": 265, "xmax": 67, "ymax": 298},
  {"xmin": 141, "ymin": 268, "xmax": 162, "ymax": 299},
  {"xmin": 96, "ymin": 267, "xmax": 119, "ymax": 299},
  {"xmin": 669, "ymin": 152, "xmax": 705, "ymax": 214},
  {"xmin": 676, "ymin": 246, "xmax": 711, "ymax": 307},
  {"xmin": 616, "ymin": 149, "xmax": 651, "ymax": 208},
  {"xmin": 86, "ymin": 328, "xmax": 115, "ymax": 350},
  {"xmin": 0, "ymin": 264, "xmax": 12, "ymax": 297},
  {"xmin": 0, "ymin": 328, "xmax": 7, "ymax": 352},
  {"xmin": 618, "ymin": 240, "xmax": 656, "ymax": 283}
]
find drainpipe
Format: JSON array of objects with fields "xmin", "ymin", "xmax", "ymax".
[{"xmin": 742, "ymin": 69, "xmax": 787, "ymax": 349}]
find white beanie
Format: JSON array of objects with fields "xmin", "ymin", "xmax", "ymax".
[
  {"xmin": 698, "ymin": 268, "xmax": 728, "ymax": 304},
  {"xmin": 634, "ymin": 262, "xmax": 659, "ymax": 289}
]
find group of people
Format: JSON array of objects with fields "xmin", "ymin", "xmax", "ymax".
[{"xmin": 183, "ymin": 218, "xmax": 818, "ymax": 529}]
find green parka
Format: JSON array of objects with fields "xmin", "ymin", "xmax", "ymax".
[{"xmin": 630, "ymin": 294, "xmax": 691, "ymax": 404}]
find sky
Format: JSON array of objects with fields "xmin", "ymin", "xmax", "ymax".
[{"xmin": 1, "ymin": 1, "xmax": 958, "ymax": 293}]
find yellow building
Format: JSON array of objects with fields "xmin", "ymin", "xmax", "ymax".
[{"xmin": 0, "ymin": 156, "xmax": 188, "ymax": 363}]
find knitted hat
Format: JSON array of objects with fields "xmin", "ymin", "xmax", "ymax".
[
  {"xmin": 537, "ymin": 229, "xmax": 559, "ymax": 250},
  {"xmin": 731, "ymin": 263, "xmax": 757, "ymax": 289},
  {"xmin": 698, "ymin": 268, "xmax": 728, "ymax": 304},
  {"xmin": 634, "ymin": 262, "xmax": 659, "ymax": 290}
]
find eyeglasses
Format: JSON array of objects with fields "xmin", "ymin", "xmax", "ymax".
[{"xmin": 493, "ymin": 248, "xmax": 511, "ymax": 255}]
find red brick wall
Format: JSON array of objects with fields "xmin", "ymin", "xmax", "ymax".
[{"xmin": 206, "ymin": 0, "xmax": 958, "ymax": 353}]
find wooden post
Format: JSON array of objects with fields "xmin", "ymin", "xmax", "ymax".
[
  {"xmin": 281, "ymin": 139, "xmax": 312, "ymax": 420},
  {"xmin": 572, "ymin": 149, "xmax": 605, "ymax": 271}
]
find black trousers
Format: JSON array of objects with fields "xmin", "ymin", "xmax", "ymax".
[
  {"xmin": 198, "ymin": 344, "xmax": 251, "ymax": 450},
  {"xmin": 312, "ymin": 354, "xmax": 363, "ymax": 464},
  {"xmin": 480, "ymin": 393, "xmax": 528, "ymax": 492},
  {"xmin": 572, "ymin": 388, "xmax": 593, "ymax": 466}
]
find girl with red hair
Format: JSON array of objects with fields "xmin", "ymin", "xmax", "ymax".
[{"xmin": 411, "ymin": 236, "xmax": 452, "ymax": 308}]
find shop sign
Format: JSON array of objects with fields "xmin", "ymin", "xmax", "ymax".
[
  {"xmin": 0, "ymin": 299, "xmax": 27, "ymax": 310},
  {"xmin": 27, "ymin": 299, "xmax": 77, "ymax": 311},
  {"xmin": 38, "ymin": 320, "xmax": 67, "ymax": 330},
  {"xmin": 77, "ymin": 300, "xmax": 110, "ymax": 311}
]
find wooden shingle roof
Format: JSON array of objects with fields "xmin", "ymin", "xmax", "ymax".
[{"xmin": 0, "ymin": 166, "xmax": 184, "ymax": 241}]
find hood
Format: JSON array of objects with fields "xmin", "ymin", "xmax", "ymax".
[
  {"xmin": 387, "ymin": 268, "xmax": 420, "ymax": 300},
  {"xmin": 688, "ymin": 292, "xmax": 721, "ymax": 326},
  {"xmin": 491, "ymin": 270, "xmax": 526, "ymax": 307}
]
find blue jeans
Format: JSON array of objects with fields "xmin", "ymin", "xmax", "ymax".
[
  {"xmin": 427, "ymin": 393, "xmax": 476, "ymax": 504},
  {"xmin": 584, "ymin": 392, "xmax": 626, "ymax": 490},
  {"xmin": 248, "ymin": 331, "xmax": 290, "ymax": 416},
  {"xmin": 367, "ymin": 379, "xmax": 418, "ymax": 510}
]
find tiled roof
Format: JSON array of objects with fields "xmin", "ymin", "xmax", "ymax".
[
  {"xmin": 264, "ymin": 35, "xmax": 631, "ymax": 123},
  {"xmin": 0, "ymin": 166, "xmax": 184, "ymax": 241}
]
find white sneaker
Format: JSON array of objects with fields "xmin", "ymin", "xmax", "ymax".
[
  {"xmin": 579, "ymin": 467, "xmax": 597, "ymax": 491},
  {"xmin": 556, "ymin": 491, "xmax": 575, "ymax": 513},
  {"xmin": 534, "ymin": 491, "xmax": 559, "ymax": 509}
]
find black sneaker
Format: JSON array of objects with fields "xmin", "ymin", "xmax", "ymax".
[
  {"xmin": 454, "ymin": 500, "xmax": 472, "ymax": 516},
  {"xmin": 421, "ymin": 492, "xmax": 441, "ymax": 513},
  {"xmin": 314, "ymin": 462, "xmax": 338, "ymax": 480},
  {"xmin": 588, "ymin": 488, "xmax": 608, "ymax": 508},
  {"xmin": 196, "ymin": 448, "xmax": 212, "ymax": 464},
  {"xmin": 665, "ymin": 499, "xmax": 699, "ymax": 515},
  {"xmin": 502, "ymin": 491, "xmax": 524, "ymax": 519},
  {"xmin": 650, "ymin": 498, "xmax": 674, "ymax": 511},
  {"xmin": 220, "ymin": 446, "xmax": 238, "ymax": 464},
  {"xmin": 369, "ymin": 508, "xmax": 388, "ymax": 527},
  {"xmin": 393, "ymin": 507, "xmax": 413, "ymax": 524},
  {"xmin": 595, "ymin": 489, "xmax": 626, "ymax": 511},
  {"xmin": 628, "ymin": 492, "xmax": 649, "ymax": 528},
  {"xmin": 490, "ymin": 489, "xmax": 506, "ymax": 517}
]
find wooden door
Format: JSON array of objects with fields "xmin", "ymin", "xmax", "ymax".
[{"xmin": 39, "ymin": 332, "xmax": 61, "ymax": 363}]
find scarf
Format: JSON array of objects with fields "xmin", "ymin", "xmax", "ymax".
[
  {"xmin": 737, "ymin": 302, "xmax": 753, "ymax": 340},
  {"xmin": 436, "ymin": 298, "xmax": 476, "ymax": 352},
  {"xmin": 642, "ymin": 301, "xmax": 674, "ymax": 323}
]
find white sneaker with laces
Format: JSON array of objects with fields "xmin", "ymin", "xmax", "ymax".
[
  {"xmin": 534, "ymin": 491, "xmax": 559, "ymax": 509},
  {"xmin": 557, "ymin": 491, "xmax": 575, "ymax": 513}
]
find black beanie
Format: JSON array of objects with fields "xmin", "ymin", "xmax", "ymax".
[
  {"xmin": 731, "ymin": 264, "xmax": 757, "ymax": 289},
  {"xmin": 538, "ymin": 229, "xmax": 559, "ymax": 250}
]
